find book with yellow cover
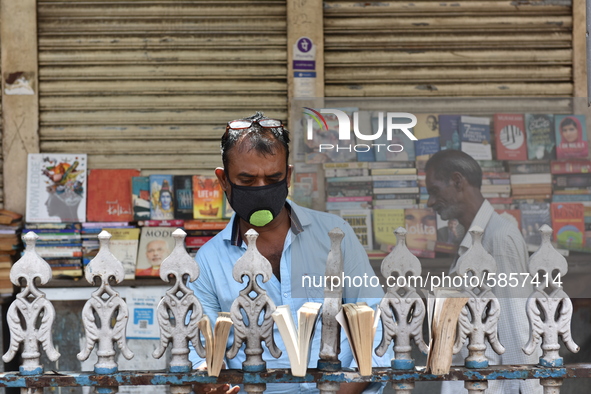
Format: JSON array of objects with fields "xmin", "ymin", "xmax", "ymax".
[{"xmin": 193, "ymin": 175, "xmax": 223, "ymax": 220}]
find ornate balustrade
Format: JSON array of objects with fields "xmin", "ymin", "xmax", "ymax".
[{"xmin": 0, "ymin": 226, "xmax": 584, "ymax": 394}]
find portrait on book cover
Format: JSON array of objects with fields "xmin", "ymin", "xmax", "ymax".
[
  {"xmin": 555, "ymin": 115, "xmax": 588, "ymax": 159},
  {"xmin": 26, "ymin": 154, "xmax": 87, "ymax": 223}
]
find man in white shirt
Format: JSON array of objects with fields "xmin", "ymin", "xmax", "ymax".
[{"xmin": 425, "ymin": 149, "xmax": 542, "ymax": 394}]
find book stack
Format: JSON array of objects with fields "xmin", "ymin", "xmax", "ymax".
[
  {"xmin": 183, "ymin": 220, "xmax": 228, "ymax": 257},
  {"xmin": 24, "ymin": 222, "xmax": 83, "ymax": 278},
  {"xmin": 508, "ymin": 161, "xmax": 552, "ymax": 199},
  {"xmin": 82, "ymin": 222, "xmax": 133, "ymax": 266},
  {"xmin": 0, "ymin": 210, "xmax": 24, "ymax": 294}
]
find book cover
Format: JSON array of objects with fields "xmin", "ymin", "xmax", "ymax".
[
  {"xmin": 553, "ymin": 174, "xmax": 591, "ymax": 189},
  {"xmin": 438, "ymin": 115, "xmax": 461, "ymax": 151},
  {"xmin": 415, "ymin": 137, "xmax": 440, "ymax": 158},
  {"xmin": 149, "ymin": 175, "xmax": 174, "ymax": 220},
  {"xmin": 494, "ymin": 114, "xmax": 527, "ymax": 161},
  {"xmin": 87, "ymin": 169, "xmax": 140, "ymax": 222},
  {"xmin": 222, "ymin": 196, "xmax": 234, "ymax": 219},
  {"xmin": 551, "ymin": 203, "xmax": 585, "ymax": 249},
  {"xmin": 26, "ymin": 153, "xmax": 87, "ymax": 223},
  {"xmin": 434, "ymin": 216, "xmax": 463, "ymax": 254},
  {"xmin": 525, "ymin": 114, "xmax": 556, "ymax": 160},
  {"xmin": 519, "ymin": 202, "xmax": 551, "ymax": 246},
  {"xmin": 135, "ymin": 226, "xmax": 176, "ymax": 277},
  {"xmin": 371, "ymin": 113, "xmax": 416, "ymax": 162},
  {"xmin": 104, "ymin": 227, "xmax": 140, "ymax": 280},
  {"xmin": 373, "ymin": 209, "xmax": 405, "ymax": 251},
  {"xmin": 460, "ymin": 116, "xmax": 492, "ymax": 160},
  {"xmin": 304, "ymin": 107, "xmax": 358, "ymax": 164},
  {"xmin": 413, "ymin": 113, "xmax": 440, "ymax": 140},
  {"xmin": 193, "ymin": 175, "xmax": 223, "ymax": 219},
  {"xmin": 340, "ymin": 209, "xmax": 373, "ymax": 250},
  {"xmin": 132, "ymin": 176, "xmax": 151, "ymax": 220},
  {"xmin": 173, "ymin": 175, "xmax": 194, "ymax": 220},
  {"xmin": 555, "ymin": 115, "xmax": 588, "ymax": 159},
  {"xmin": 404, "ymin": 208, "xmax": 437, "ymax": 258},
  {"xmin": 508, "ymin": 161, "xmax": 551, "ymax": 174}
]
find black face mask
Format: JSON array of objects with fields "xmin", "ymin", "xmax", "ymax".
[{"xmin": 227, "ymin": 176, "xmax": 289, "ymax": 227}]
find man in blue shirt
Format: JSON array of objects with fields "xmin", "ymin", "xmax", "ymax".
[{"xmin": 188, "ymin": 112, "xmax": 390, "ymax": 394}]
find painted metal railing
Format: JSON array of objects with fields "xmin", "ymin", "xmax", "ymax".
[{"xmin": 0, "ymin": 226, "xmax": 586, "ymax": 394}]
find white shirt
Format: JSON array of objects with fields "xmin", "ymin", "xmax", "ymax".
[{"xmin": 442, "ymin": 200, "xmax": 543, "ymax": 394}]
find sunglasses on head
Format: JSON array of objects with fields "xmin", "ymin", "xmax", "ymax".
[{"xmin": 225, "ymin": 118, "xmax": 283, "ymax": 132}]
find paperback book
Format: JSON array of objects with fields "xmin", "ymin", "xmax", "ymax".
[
  {"xmin": 104, "ymin": 227, "xmax": 140, "ymax": 280},
  {"xmin": 173, "ymin": 175, "xmax": 194, "ymax": 220},
  {"xmin": 132, "ymin": 176, "xmax": 151, "ymax": 221},
  {"xmin": 26, "ymin": 153, "xmax": 87, "ymax": 223},
  {"xmin": 404, "ymin": 208, "xmax": 437, "ymax": 258},
  {"xmin": 525, "ymin": 114, "xmax": 556, "ymax": 160},
  {"xmin": 197, "ymin": 313, "xmax": 233, "ymax": 377},
  {"xmin": 150, "ymin": 175, "xmax": 174, "ymax": 220},
  {"xmin": 555, "ymin": 115, "xmax": 588, "ymax": 159},
  {"xmin": 494, "ymin": 114, "xmax": 527, "ymax": 161},
  {"xmin": 193, "ymin": 175, "xmax": 223, "ymax": 219},
  {"xmin": 340, "ymin": 210, "xmax": 373, "ymax": 250},
  {"xmin": 87, "ymin": 169, "xmax": 140, "ymax": 222},
  {"xmin": 373, "ymin": 209, "xmax": 405, "ymax": 252},
  {"xmin": 336, "ymin": 303, "xmax": 380, "ymax": 376},
  {"xmin": 519, "ymin": 202, "xmax": 552, "ymax": 246},
  {"xmin": 551, "ymin": 203, "xmax": 585, "ymax": 249},
  {"xmin": 135, "ymin": 226, "xmax": 176, "ymax": 277},
  {"xmin": 460, "ymin": 116, "xmax": 492, "ymax": 160},
  {"xmin": 271, "ymin": 302, "xmax": 322, "ymax": 377},
  {"xmin": 438, "ymin": 115, "xmax": 461, "ymax": 151}
]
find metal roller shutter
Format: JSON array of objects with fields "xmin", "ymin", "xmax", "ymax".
[
  {"xmin": 37, "ymin": 0, "xmax": 287, "ymax": 171},
  {"xmin": 324, "ymin": 0, "xmax": 573, "ymax": 98}
]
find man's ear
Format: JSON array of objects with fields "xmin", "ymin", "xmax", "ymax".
[
  {"xmin": 215, "ymin": 167, "xmax": 229, "ymax": 191},
  {"xmin": 286, "ymin": 164, "xmax": 294, "ymax": 188},
  {"xmin": 450, "ymin": 172, "xmax": 464, "ymax": 190}
]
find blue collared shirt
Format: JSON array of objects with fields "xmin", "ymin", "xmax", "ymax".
[{"xmin": 188, "ymin": 200, "xmax": 392, "ymax": 393}]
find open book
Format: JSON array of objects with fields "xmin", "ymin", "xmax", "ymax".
[
  {"xmin": 272, "ymin": 302, "xmax": 322, "ymax": 377},
  {"xmin": 425, "ymin": 288, "xmax": 469, "ymax": 375},
  {"xmin": 336, "ymin": 302, "xmax": 381, "ymax": 376},
  {"xmin": 197, "ymin": 312, "xmax": 233, "ymax": 377}
]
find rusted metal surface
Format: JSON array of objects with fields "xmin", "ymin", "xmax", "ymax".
[{"xmin": 1, "ymin": 364, "xmax": 591, "ymax": 388}]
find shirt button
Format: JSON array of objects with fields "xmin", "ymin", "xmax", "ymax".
[{"xmin": 283, "ymin": 293, "xmax": 288, "ymax": 297}]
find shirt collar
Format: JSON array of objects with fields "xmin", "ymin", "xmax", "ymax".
[
  {"xmin": 225, "ymin": 200, "xmax": 306, "ymax": 247},
  {"xmin": 458, "ymin": 199, "xmax": 494, "ymax": 255}
]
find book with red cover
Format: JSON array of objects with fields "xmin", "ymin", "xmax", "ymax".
[
  {"xmin": 87, "ymin": 169, "xmax": 140, "ymax": 222},
  {"xmin": 494, "ymin": 114, "xmax": 527, "ymax": 161},
  {"xmin": 555, "ymin": 115, "xmax": 589, "ymax": 159},
  {"xmin": 551, "ymin": 202, "xmax": 585, "ymax": 249}
]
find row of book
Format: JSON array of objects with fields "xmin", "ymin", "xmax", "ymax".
[
  {"xmin": 304, "ymin": 111, "xmax": 588, "ymax": 164},
  {"xmin": 26, "ymin": 153, "xmax": 233, "ymax": 224},
  {"xmin": 21, "ymin": 219, "xmax": 229, "ymax": 280}
]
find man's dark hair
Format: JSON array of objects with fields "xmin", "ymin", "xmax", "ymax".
[
  {"xmin": 221, "ymin": 112, "xmax": 290, "ymax": 169},
  {"xmin": 424, "ymin": 149, "xmax": 482, "ymax": 188}
]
